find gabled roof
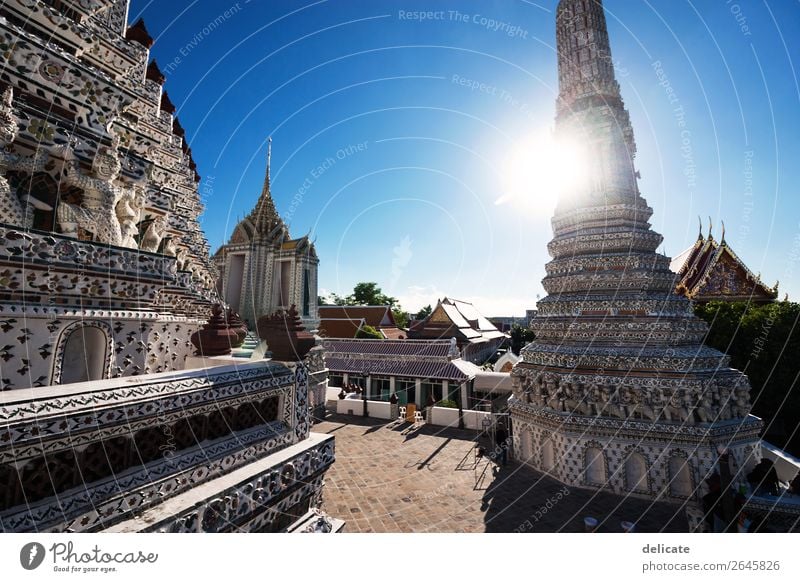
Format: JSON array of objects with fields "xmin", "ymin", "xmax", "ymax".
[
  {"xmin": 671, "ymin": 227, "xmax": 777, "ymax": 303},
  {"xmin": 322, "ymin": 339, "xmax": 478, "ymax": 382},
  {"xmin": 215, "ymin": 141, "xmax": 318, "ymax": 258},
  {"xmin": 409, "ymin": 297, "xmax": 509, "ymax": 344},
  {"xmin": 323, "ymin": 339, "xmax": 450, "ymax": 358},
  {"xmin": 318, "ymin": 318, "xmax": 365, "ymax": 339},
  {"xmin": 380, "ymin": 327, "xmax": 407, "ymax": 340},
  {"xmin": 319, "ymin": 305, "xmax": 395, "ymax": 328}
]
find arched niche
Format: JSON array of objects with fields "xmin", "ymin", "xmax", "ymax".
[
  {"xmin": 519, "ymin": 428, "xmax": 533, "ymax": 465},
  {"xmin": 541, "ymin": 438, "xmax": 555, "ymax": 472},
  {"xmin": 585, "ymin": 446, "xmax": 606, "ymax": 485},
  {"xmin": 625, "ymin": 452, "xmax": 649, "ymax": 492},
  {"xmin": 668, "ymin": 455, "xmax": 694, "ymax": 498},
  {"xmin": 53, "ymin": 322, "xmax": 112, "ymax": 384}
]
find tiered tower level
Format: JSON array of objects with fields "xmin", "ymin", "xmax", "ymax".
[
  {"xmin": 510, "ymin": 0, "xmax": 762, "ymax": 506},
  {"xmin": 0, "ymin": 1, "xmax": 218, "ymax": 388}
]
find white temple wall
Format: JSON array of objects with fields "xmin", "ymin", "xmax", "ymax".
[
  {"xmin": 0, "ymin": 308, "xmax": 201, "ymax": 389},
  {"xmin": 512, "ymin": 419, "xmax": 760, "ymax": 503}
]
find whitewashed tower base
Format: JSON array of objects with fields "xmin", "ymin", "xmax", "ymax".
[{"xmin": 510, "ymin": 0, "xmax": 762, "ymax": 511}]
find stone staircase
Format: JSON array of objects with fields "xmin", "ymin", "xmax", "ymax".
[{"xmin": 231, "ymin": 332, "xmax": 261, "ymax": 359}]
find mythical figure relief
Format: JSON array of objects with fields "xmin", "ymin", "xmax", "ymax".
[
  {"xmin": 731, "ymin": 386, "xmax": 751, "ymax": 419},
  {"xmin": 0, "ymin": 87, "xmax": 52, "ymax": 226},
  {"xmin": 599, "ymin": 385, "xmax": 623, "ymax": 418},
  {"xmin": 57, "ymin": 127, "xmax": 127, "ymax": 245},
  {"xmin": 544, "ymin": 376, "xmax": 563, "ymax": 411},
  {"xmin": 115, "ymin": 185, "xmax": 145, "ymax": 248},
  {"xmin": 716, "ymin": 386, "xmax": 733, "ymax": 421},
  {"xmin": 639, "ymin": 388, "xmax": 658, "ymax": 421},
  {"xmin": 161, "ymin": 236, "xmax": 178, "ymax": 258},
  {"xmin": 140, "ymin": 215, "xmax": 167, "ymax": 253},
  {"xmin": 665, "ymin": 389, "xmax": 690, "ymax": 424},
  {"xmin": 693, "ymin": 390, "xmax": 715, "ymax": 424},
  {"xmin": 175, "ymin": 246, "xmax": 191, "ymax": 271}
]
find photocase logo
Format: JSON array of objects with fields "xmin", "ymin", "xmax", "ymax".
[{"xmin": 20, "ymin": 542, "xmax": 46, "ymax": 570}]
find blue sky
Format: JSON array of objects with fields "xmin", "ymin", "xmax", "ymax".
[{"xmin": 129, "ymin": 0, "xmax": 800, "ymax": 315}]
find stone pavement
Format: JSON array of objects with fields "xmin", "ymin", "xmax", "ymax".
[{"xmin": 316, "ymin": 414, "xmax": 689, "ymax": 533}]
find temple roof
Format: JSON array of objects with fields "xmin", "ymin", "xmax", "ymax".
[
  {"xmin": 671, "ymin": 225, "xmax": 777, "ymax": 303},
  {"xmin": 319, "ymin": 305, "xmax": 395, "ymax": 328},
  {"xmin": 318, "ymin": 306, "xmax": 404, "ymax": 339},
  {"xmin": 218, "ymin": 140, "xmax": 320, "ymax": 251},
  {"xmin": 322, "ymin": 338, "xmax": 481, "ymax": 381},
  {"xmin": 409, "ymin": 297, "xmax": 508, "ymax": 344},
  {"xmin": 249, "ymin": 141, "xmax": 282, "ymax": 237}
]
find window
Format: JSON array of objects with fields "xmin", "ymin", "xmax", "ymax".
[
  {"xmin": 372, "ymin": 376, "xmax": 391, "ymax": 401},
  {"xmin": 421, "ymin": 380, "xmax": 441, "ymax": 405},
  {"xmin": 396, "ymin": 378, "xmax": 415, "ymax": 406},
  {"xmin": 328, "ymin": 373, "xmax": 344, "ymax": 388}
]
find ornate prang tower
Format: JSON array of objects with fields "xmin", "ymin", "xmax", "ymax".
[{"xmin": 510, "ymin": 0, "xmax": 762, "ymax": 520}]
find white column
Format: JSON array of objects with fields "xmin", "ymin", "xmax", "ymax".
[
  {"xmin": 442, "ymin": 380, "xmax": 449, "ymax": 402},
  {"xmin": 415, "ymin": 378, "xmax": 422, "ymax": 407},
  {"xmin": 390, "ymin": 376, "xmax": 396, "ymax": 396},
  {"xmin": 460, "ymin": 382, "xmax": 469, "ymax": 410},
  {"xmin": 343, "ymin": 373, "xmax": 349, "ymax": 386},
  {"xmin": 366, "ymin": 375, "xmax": 371, "ymax": 399}
]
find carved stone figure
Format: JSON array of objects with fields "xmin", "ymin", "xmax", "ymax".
[
  {"xmin": 599, "ymin": 385, "xmax": 623, "ymax": 418},
  {"xmin": 161, "ymin": 236, "xmax": 178, "ymax": 258},
  {"xmin": 716, "ymin": 386, "xmax": 733, "ymax": 421},
  {"xmin": 694, "ymin": 390, "xmax": 715, "ymax": 423},
  {"xmin": 57, "ymin": 128, "xmax": 126, "ymax": 245},
  {"xmin": 731, "ymin": 386, "xmax": 751, "ymax": 419},
  {"xmin": 140, "ymin": 215, "xmax": 167, "ymax": 253},
  {"xmin": 562, "ymin": 381, "xmax": 581, "ymax": 413},
  {"xmin": 0, "ymin": 87, "xmax": 51, "ymax": 226},
  {"xmin": 115, "ymin": 185, "xmax": 144, "ymax": 248},
  {"xmin": 619, "ymin": 386, "xmax": 634, "ymax": 418},
  {"xmin": 630, "ymin": 387, "xmax": 654, "ymax": 420},
  {"xmin": 544, "ymin": 376, "xmax": 563, "ymax": 411},
  {"xmin": 175, "ymin": 246, "xmax": 190, "ymax": 271},
  {"xmin": 666, "ymin": 389, "xmax": 690, "ymax": 424}
]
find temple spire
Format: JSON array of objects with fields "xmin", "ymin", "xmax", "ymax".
[
  {"xmin": 554, "ymin": 0, "xmax": 638, "ymax": 209},
  {"xmin": 556, "ymin": 0, "xmax": 620, "ymax": 114},
  {"xmin": 266, "ymin": 136, "xmax": 272, "ymax": 187},
  {"xmin": 250, "ymin": 136, "xmax": 281, "ymax": 237}
]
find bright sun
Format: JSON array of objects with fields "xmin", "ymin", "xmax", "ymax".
[{"xmin": 497, "ymin": 130, "xmax": 588, "ymax": 214}]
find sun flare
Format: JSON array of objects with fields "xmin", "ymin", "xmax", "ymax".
[{"xmin": 498, "ymin": 130, "xmax": 588, "ymax": 213}]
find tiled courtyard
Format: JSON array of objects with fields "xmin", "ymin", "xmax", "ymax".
[{"xmin": 316, "ymin": 413, "xmax": 689, "ymax": 533}]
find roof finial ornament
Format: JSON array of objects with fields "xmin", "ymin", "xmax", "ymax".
[
  {"xmin": 267, "ymin": 136, "xmax": 272, "ymax": 184},
  {"xmin": 708, "ymin": 216, "xmax": 713, "ymax": 240},
  {"xmin": 697, "ymin": 216, "xmax": 703, "ymax": 240},
  {"xmin": 720, "ymin": 220, "xmax": 726, "ymax": 244}
]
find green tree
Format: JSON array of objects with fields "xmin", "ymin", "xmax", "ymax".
[
  {"xmin": 349, "ymin": 282, "xmax": 397, "ymax": 307},
  {"xmin": 356, "ymin": 324, "xmax": 383, "ymax": 339},
  {"xmin": 415, "ymin": 304, "xmax": 433, "ymax": 320},
  {"xmin": 392, "ymin": 308, "xmax": 409, "ymax": 329},
  {"xmin": 695, "ymin": 300, "xmax": 800, "ymax": 455},
  {"xmin": 509, "ymin": 323, "xmax": 535, "ymax": 355}
]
